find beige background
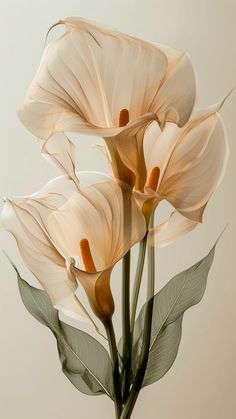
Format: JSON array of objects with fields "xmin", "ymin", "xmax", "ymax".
[{"xmin": 0, "ymin": 0, "xmax": 236, "ymax": 418}]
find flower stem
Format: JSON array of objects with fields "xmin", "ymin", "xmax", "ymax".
[
  {"xmin": 120, "ymin": 213, "xmax": 156, "ymax": 419},
  {"xmin": 147, "ymin": 212, "xmax": 155, "ymax": 300},
  {"xmin": 104, "ymin": 318, "xmax": 122, "ymax": 418},
  {"xmin": 120, "ymin": 185, "xmax": 133, "ymax": 404},
  {"xmin": 130, "ymin": 233, "xmax": 148, "ymax": 333},
  {"xmin": 121, "ymin": 250, "xmax": 132, "ymax": 402}
]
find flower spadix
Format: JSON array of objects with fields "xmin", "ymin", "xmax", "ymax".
[
  {"xmin": 136, "ymin": 101, "xmax": 228, "ymax": 245},
  {"xmin": 2, "ymin": 171, "xmax": 146, "ymax": 325},
  {"xmin": 18, "ymin": 17, "xmax": 196, "ymax": 189}
]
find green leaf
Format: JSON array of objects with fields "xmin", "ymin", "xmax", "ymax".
[
  {"xmin": 57, "ymin": 321, "xmax": 113, "ymax": 398},
  {"xmin": 133, "ymin": 243, "xmax": 216, "ymax": 388},
  {"xmin": 142, "ymin": 315, "xmax": 183, "ymax": 387},
  {"xmin": 8, "ymin": 260, "xmax": 113, "ymax": 399}
]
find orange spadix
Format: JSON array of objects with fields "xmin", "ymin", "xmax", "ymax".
[
  {"xmin": 80, "ymin": 238, "xmax": 96, "ymax": 273},
  {"xmin": 145, "ymin": 166, "xmax": 160, "ymax": 191},
  {"xmin": 119, "ymin": 108, "xmax": 129, "ymax": 127}
]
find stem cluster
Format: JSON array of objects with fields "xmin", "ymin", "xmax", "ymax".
[{"xmin": 105, "ymin": 213, "xmax": 155, "ymax": 419}]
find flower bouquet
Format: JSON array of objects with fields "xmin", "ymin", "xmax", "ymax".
[{"xmin": 2, "ymin": 17, "xmax": 230, "ymax": 419}]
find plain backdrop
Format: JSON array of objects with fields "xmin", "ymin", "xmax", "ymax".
[{"xmin": 0, "ymin": 1, "xmax": 236, "ymax": 418}]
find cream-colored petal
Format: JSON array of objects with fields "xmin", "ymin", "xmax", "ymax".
[
  {"xmin": 73, "ymin": 267, "xmax": 115, "ymax": 321},
  {"xmin": 144, "ymin": 101, "xmax": 228, "ymax": 222},
  {"xmin": 160, "ymin": 112, "xmax": 228, "ymax": 220},
  {"xmin": 144, "ymin": 103, "xmax": 228, "ymax": 186},
  {"xmin": 5, "ymin": 172, "xmax": 146, "ymax": 274},
  {"xmin": 144, "ymin": 120, "xmax": 180, "ymax": 182},
  {"xmin": 161, "ymin": 99, "xmax": 229, "ymax": 179},
  {"xmin": 18, "ymin": 17, "xmax": 169, "ymax": 140},
  {"xmin": 39, "ymin": 132, "xmax": 79, "ymax": 186},
  {"xmin": 46, "ymin": 172, "xmax": 146, "ymax": 270},
  {"xmin": 149, "ymin": 51, "xmax": 196, "ymax": 128},
  {"xmin": 133, "ymin": 188, "xmax": 163, "ymax": 220},
  {"xmin": 46, "ymin": 176, "xmax": 114, "ymax": 270},
  {"xmin": 105, "ymin": 113, "xmax": 156, "ymax": 189},
  {"xmin": 18, "ymin": 17, "xmax": 196, "ymax": 143},
  {"xmin": 103, "ymin": 139, "xmax": 135, "ymax": 188},
  {"xmin": 2, "ymin": 171, "xmax": 146, "ymax": 326},
  {"xmin": 1, "ymin": 199, "xmax": 93, "ymax": 325},
  {"xmin": 148, "ymin": 210, "xmax": 199, "ymax": 247}
]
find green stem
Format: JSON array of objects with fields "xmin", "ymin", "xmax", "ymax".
[
  {"xmin": 147, "ymin": 212, "xmax": 155, "ymax": 300},
  {"xmin": 120, "ymin": 214, "xmax": 156, "ymax": 419},
  {"xmin": 130, "ymin": 233, "xmax": 148, "ymax": 333},
  {"xmin": 122, "ymin": 251, "xmax": 131, "ymax": 341},
  {"xmin": 105, "ymin": 319, "xmax": 122, "ymax": 418},
  {"xmin": 120, "ymin": 185, "xmax": 133, "ymax": 404},
  {"xmin": 121, "ymin": 250, "xmax": 132, "ymax": 402}
]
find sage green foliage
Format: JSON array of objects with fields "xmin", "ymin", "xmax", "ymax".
[
  {"xmin": 133, "ymin": 243, "xmax": 216, "ymax": 387},
  {"xmin": 11, "ymin": 262, "xmax": 114, "ymax": 399},
  {"xmin": 7, "ymin": 239, "xmax": 216, "ymax": 404}
]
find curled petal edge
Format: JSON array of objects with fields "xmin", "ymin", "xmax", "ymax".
[{"xmin": 147, "ymin": 210, "xmax": 199, "ymax": 247}]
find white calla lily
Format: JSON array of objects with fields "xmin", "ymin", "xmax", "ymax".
[
  {"xmin": 18, "ymin": 17, "xmax": 196, "ymax": 189},
  {"xmin": 138, "ymin": 102, "xmax": 228, "ymax": 245},
  {"xmin": 2, "ymin": 171, "xmax": 146, "ymax": 325},
  {"xmin": 18, "ymin": 17, "xmax": 195, "ymax": 138}
]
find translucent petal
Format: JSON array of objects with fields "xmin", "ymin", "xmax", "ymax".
[
  {"xmin": 1, "ymin": 198, "xmax": 93, "ymax": 325},
  {"xmin": 148, "ymin": 210, "xmax": 199, "ymax": 247},
  {"xmin": 18, "ymin": 17, "xmax": 195, "ymax": 140},
  {"xmin": 2, "ymin": 172, "xmax": 146, "ymax": 323},
  {"xmin": 74, "ymin": 267, "xmax": 115, "ymax": 321},
  {"xmin": 144, "ymin": 121, "xmax": 179, "ymax": 181},
  {"xmin": 39, "ymin": 132, "xmax": 79, "ymax": 186},
  {"xmin": 18, "ymin": 17, "xmax": 168, "ymax": 139},
  {"xmin": 160, "ymin": 113, "xmax": 228, "ymax": 219},
  {"xmin": 144, "ymin": 104, "xmax": 228, "ymax": 222},
  {"xmin": 45, "ymin": 173, "xmax": 146, "ymax": 270},
  {"xmin": 105, "ymin": 114, "xmax": 155, "ymax": 189},
  {"xmin": 150, "ymin": 52, "xmax": 196, "ymax": 128},
  {"xmin": 3, "ymin": 172, "xmax": 146, "ymax": 275}
]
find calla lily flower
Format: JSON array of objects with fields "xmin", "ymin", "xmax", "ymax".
[
  {"xmin": 18, "ymin": 17, "xmax": 196, "ymax": 136},
  {"xmin": 1, "ymin": 170, "xmax": 146, "ymax": 326},
  {"xmin": 18, "ymin": 17, "xmax": 196, "ymax": 189},
  {"xmin": 134, "ymin": 101, "xmax": 228, "ymax": 246}
]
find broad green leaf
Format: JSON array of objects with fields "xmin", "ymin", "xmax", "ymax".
[
  {"xmin": 133, "ymin": 243, "xmax": 216, "ymax": 387},
  {"xmin": 57, "ymin": 321, "xmax": 113, "ymax": 398},
  {"xmin": 9, "ymin": 261, "xmax": 113, "ymax": 399},
  {"xmin": 142, "ymin": 315, "xmax": 183, "ymax": 386}
]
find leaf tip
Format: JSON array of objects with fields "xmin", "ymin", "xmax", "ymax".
[
  {"xmin": 2, "ymin": 250, "xmax": 21, "ymax": 277},
  {"xmin": 214, "ymin": 224, "xmax": 228, "ymax": 248}
]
